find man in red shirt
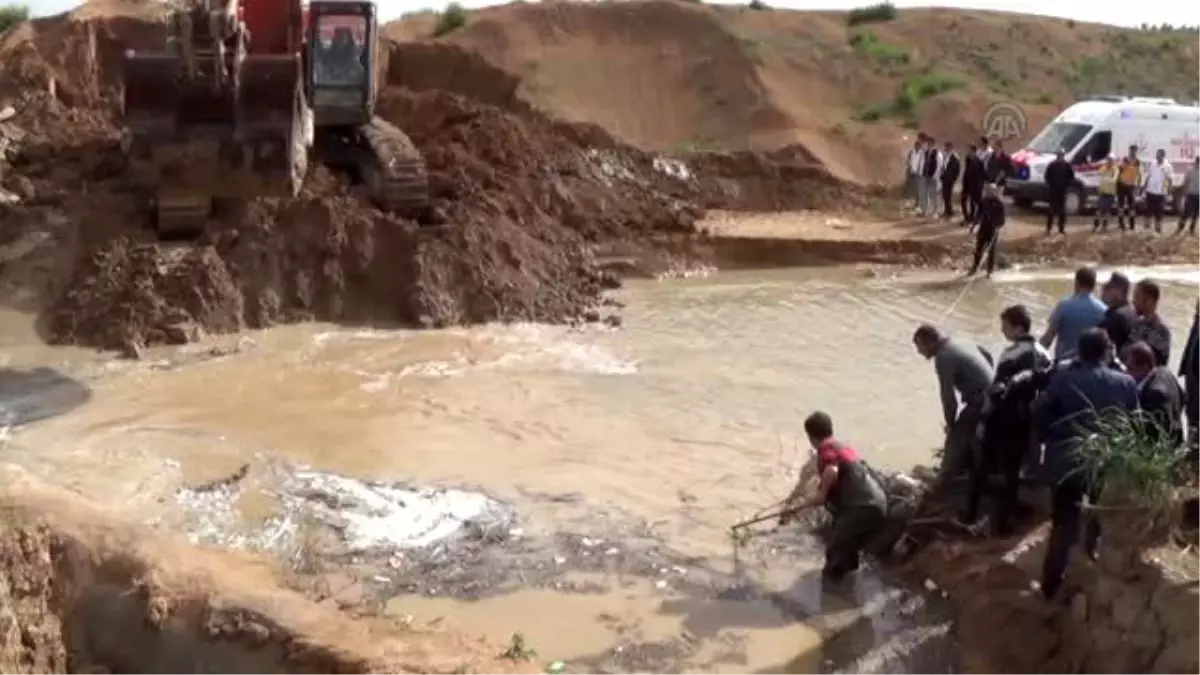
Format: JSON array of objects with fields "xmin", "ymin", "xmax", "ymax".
[{"xmin": 779, "ymin": 412, "xmax": 889, "ymax": 582}]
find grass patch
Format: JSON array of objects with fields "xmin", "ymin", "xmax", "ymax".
[
  {"xmin": 848, "ymin": 31, "xmax": 909, "ymax": 65},
  {"xmin": 431, "ymin": 2, "xmax": 468, "ymax": 37},
  {"xmin": 500, "ymin": 632, "xmax": 538, "ymax": 661},
  {"xmin": 0, "ymin": 3, "xmax": 29, "ymax": 33},
  {"xmin": 1073, "ymin": 409, "xmax": 1182, "ymax": 517},
  {"xmin": 846, "ymin": 1, "xmax": 897, "ymax": 27},
  {"xmin": 893, "ymin": 72, "xmax": 963, "ymax": 113},
  {"xmin": 856, "ymin": 71, "xmax": 963, "ymax": 124}
]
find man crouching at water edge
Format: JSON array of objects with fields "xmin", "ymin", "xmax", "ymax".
[
  {"xmin": 778, "ymin": 412, "xmax": 888, "ymax": 584},
  {"xmin": 912, "ymin": 324, "xmax": 994, "ymax": 483}
]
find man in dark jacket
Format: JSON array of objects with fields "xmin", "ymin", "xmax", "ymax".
[
  {"xmin": 779, "ymin": 411, "xmax": 888, "ymax": 583},
  {"xmin": 1099, "ymin": 272, "xmax": 1137, "ymax": 358},
  {"xmin": 1130, "ymin": 279, "xmax": 1172, "ymax": 367},
  {"xmin": 965, "ymin": 304, "xmax": 1053, "ymax": 533},
  {"xmin": 961, "ymin": 144, "xmax": 986, "ymax": 228},
  {"xmin": 1181, "ymin": 307, "xmax": 1199, "ymax": 457},
  {"xmin": 967, "ymin": 183, "xmax": 1005, "ymax": 277},
  {"xmin": 1034, "ymin": 328, "xmax": 1139, "ymax": 600},
  {"xmin": 985, "ymin": 139, "xmax": 1013, "ymax": 186},
  {"xmin": 1044, "ymin": 149, "xmax": 1075, "ymax": 235},
  {"xmin": 940, "ymin": 140, "xmax": 961, "ymax": 219},
  {"xmin": 1126, "ymin": 341, "xmax": 1185, "ymax": 447}
]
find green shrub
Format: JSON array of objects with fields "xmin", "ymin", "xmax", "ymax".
[
  {"xmin": 846, "ymin": 1, "xmax": 897, "ymax": 27},
  {"xmin": 748, "ymin": 0, "xmax": 770, "ymax": 11},
  {"xmin": 893, "ymin": 71, "xmax": 963, "ymax": 113},
  {"xmin": 0, "ymin": 3, "xmax": 29, "ymax": 34},
  {"xmin": 432, "ymin": 2, "xmax": 467, "ymax": 37},
  {"xmin": 848, "ymin": 31, "xmax": 909, "ymax": 64},
  {"xmin": 1073, "ymin": 409, "xmax": 1181, "ymax": 515}
]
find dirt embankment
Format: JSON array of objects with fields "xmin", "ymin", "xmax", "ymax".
[
  {"xmin": 0, "ymin": 466, "xmax": 533, "ymax": 674},
  {"xmin": 395, "ymin": 1, "xmax": 1200, "ymax": 185}
]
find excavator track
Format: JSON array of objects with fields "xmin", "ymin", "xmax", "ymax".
[{"xmin": 358, "ymin": 117, "xmax": 430, "ymax": 220}]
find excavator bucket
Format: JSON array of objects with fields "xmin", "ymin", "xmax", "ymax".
[{"xmin": 122, "ymin": 47, "xmax": 303, "ymax": 238}]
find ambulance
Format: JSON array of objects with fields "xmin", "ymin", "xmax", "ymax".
[{"xmin": 1006, "ymin": 96, "xmax": 1200, "ymax": 215}]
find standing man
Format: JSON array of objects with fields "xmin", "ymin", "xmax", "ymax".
[
  {"xmin": 1040, "ymin": 266, "xmax": 1107, "ymax": 363},
  {"xmin": 912, "ymin": 324, "xmax": 994, "ymax": 482},
  {"xmin": 978, "ymin": 136, "xmax": 994, "ymax": 165},
  {"xmin": 1180, "ymin": 306, "xmax": 1198, "ymax": 454},
  {"xmin": 1044, "ymin": 149, "xmax": 1074, "ymax": 235},
  {"xmin": 1034, "ymin": 328, "xmax": 1139, "ymax": 600},
  {"xmin": 1179, "ymin": 157, "xmax": 1199, "ymax": 235},
  {"xmin": 940, "ymin": 140, "xmax": 961, "ymax": 219},
  {"xmin": 905, "ymin": 136, "xmax": 926, "ymax": 212},
  {"xmin": 1142, "ymin": 148, "xmax": 1171, "ymax": 233},
  {"xmin": 1093, "ymin": 156, "xmax": 1118, "ymax": 232},
  {"xmin": 921, "ymin": 136, "xmax": 942, "ymax": 217},
  {"xmin": 965, "ymin": 304, "xmax": 1052, "ymax": 533},
  {"xmin": 1116, "ymin": 145, "xmax": 1142, "ymax": 231},
  {"xmin": 778, "ymin": 411, "xmax": 888, "ymax": 584},
  {"xmin": 1098, "ymin": 271, "xmax": 1137, "ymax": 357},
  {"xmin": 1125, "ymin": 341, "xmax": 1185, "ymax": 447},
  {"xmin": 967, "ymin": 183, "xmax": 1005, "ymax": 277},
  {"xmin": 985, "ymin": 139, "xmax": 1013, "ymax": 187},
  {"xmin": 962, "ymin": 143, "xmax": 986, "ymax": 227},
  {"xmin": 1129, "ymin": 278, "xmax": 1171, "ymax": 366}
]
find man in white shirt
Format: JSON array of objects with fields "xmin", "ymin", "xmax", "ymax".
[
  {"xmin": 977, "ymin": 135, "xmax": 994, "ymax": 163},
  {"xmin": 1142, "ymin": 148, "xmax": 1171, "ymax": 233},
  {"xmin": 921, "ymin": 136, "xmax": 942, "ymax": 217},
  {"xmin": 904, "ymin": 136, "xmax": 925, "ymax": 212}
]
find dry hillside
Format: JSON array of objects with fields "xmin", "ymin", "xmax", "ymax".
[{"xmin": 384, "ymin": 1, "xmax": 1200, "ymax": 184}]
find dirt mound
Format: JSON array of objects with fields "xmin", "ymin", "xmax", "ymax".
[
  {"xmin": 386, "ymin": 2, "xmax": 1200, "ymax": 185},
  {"xmin": 0, "ymin": 465, "xmax": 533, "ymax": 674}
]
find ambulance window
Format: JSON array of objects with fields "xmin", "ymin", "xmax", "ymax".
[{"xmin": 1078, "ymin": 131, "xmax": 1112, "ymax": 163}]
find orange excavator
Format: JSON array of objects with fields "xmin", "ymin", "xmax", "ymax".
[{"xmin": 122, "ymin": 0, "xmax": 429, "ymax": 238}]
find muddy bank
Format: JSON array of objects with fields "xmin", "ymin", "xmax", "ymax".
[{"xmin": 0, "ymin": 464, "xmax": 534, "ymax": 674}]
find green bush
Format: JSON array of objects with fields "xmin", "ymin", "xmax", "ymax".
[
  {"xmin": 1074, "ymin": 409, "xmax": 1182, "ymax": 515},
  {"xmin": 846, "ymin": 1, "xmax": 897, "ymax": 27},
  {"xmin": 848, "ymin": 31, "xmax": 909, "ymax": 64},
  {"xmin": 893, "ymin": 71, "xmax": 963, "ymax": 113},
  {"xmin": 748, "ymin": 0, "xmax": 770, "ymax": 11},
  {"xmin": 0, "ymin": 3, "xmax": 30, "ymax": 34},
  {"xmin": 432, "ymin": 2, "xmax": 467, "ymax": 38}
]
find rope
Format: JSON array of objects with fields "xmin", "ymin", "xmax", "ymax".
[{"xmin": 938, "ymin": 228, "xmax": 1000, "ymax": 322}]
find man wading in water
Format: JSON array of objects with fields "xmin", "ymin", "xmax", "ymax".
[{"xmin": 778, "ymin": 412, "xmax": 888, "ymax": 584}]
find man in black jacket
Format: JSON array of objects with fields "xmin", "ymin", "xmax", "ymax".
[
  {"xmin": 985, "ymin": 139, "xmax": 1013, "ymax": 186},
  {"xmin": 1180, "ymin": 307, "xmax": 1198, "ymax": 456},
  {"xmin": 1126, "ymin": 341, "xmax": 1185, "ymax": 447},
  {"xmin": 1099, "ymin": 272, "xmax": 1137, "ymax": 357},
  {"xmin": 961, "ymin": 143, "xmax": 986, "ymax": 228},
  {"xmin": 1044, "ymin": 149, "xmax": 1075, "ymax": 235},
  {"xmin": 940, "ymin": 140, "xmax": 961, "ymax": 219},
  {"xmin": 965, "ymin": 304, "xmax": 1053, "ymax": 533},
  {"xmin": 967, "ymin": 183, "xmax": 1005, "ymax": 277}
]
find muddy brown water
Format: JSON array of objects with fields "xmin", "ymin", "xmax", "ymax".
[{"xmin": 2, "ymin": 265, "xmax": 1197, "ymax": 673}]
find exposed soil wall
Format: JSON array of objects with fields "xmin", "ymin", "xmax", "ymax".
[{"xmin": 0, "ymin": 465, "xmax": 534, "ymax": 675}]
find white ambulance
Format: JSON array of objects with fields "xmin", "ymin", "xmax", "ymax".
[{"xmin": 1006, "ymin": 96, "xmax": 1200, "ymax": 215}]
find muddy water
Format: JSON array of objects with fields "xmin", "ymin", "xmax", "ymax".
[{"xmin": 2, "ymin": 265, "xmax": 1197, "ymax": 672}]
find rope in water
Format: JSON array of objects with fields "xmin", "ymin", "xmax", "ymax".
[{"xmin": 937, "ymin": 230, "xmax": 1000, "ymax": 322}]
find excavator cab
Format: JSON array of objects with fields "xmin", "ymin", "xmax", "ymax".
[{"xmin": 306, "ymin": 1, "xmax": 378, "ymax": 128}]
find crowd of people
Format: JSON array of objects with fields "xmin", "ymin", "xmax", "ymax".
[
  {"xmin": 902, "ymin": 133, "xmax": 1200, "ymax": 252},
  {"xmin": 779, "ymin": 266, "xmax": 1199, "ymax": 600}
]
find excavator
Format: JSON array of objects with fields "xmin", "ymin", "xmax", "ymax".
[{"xmin": 121, "ymin": 0, "xmax": 429, "ymax": 239}]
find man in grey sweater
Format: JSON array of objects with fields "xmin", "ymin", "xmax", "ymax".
[{"xmin": 913, "ymin": 323, "xmax": 995, "ymax": 482}]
